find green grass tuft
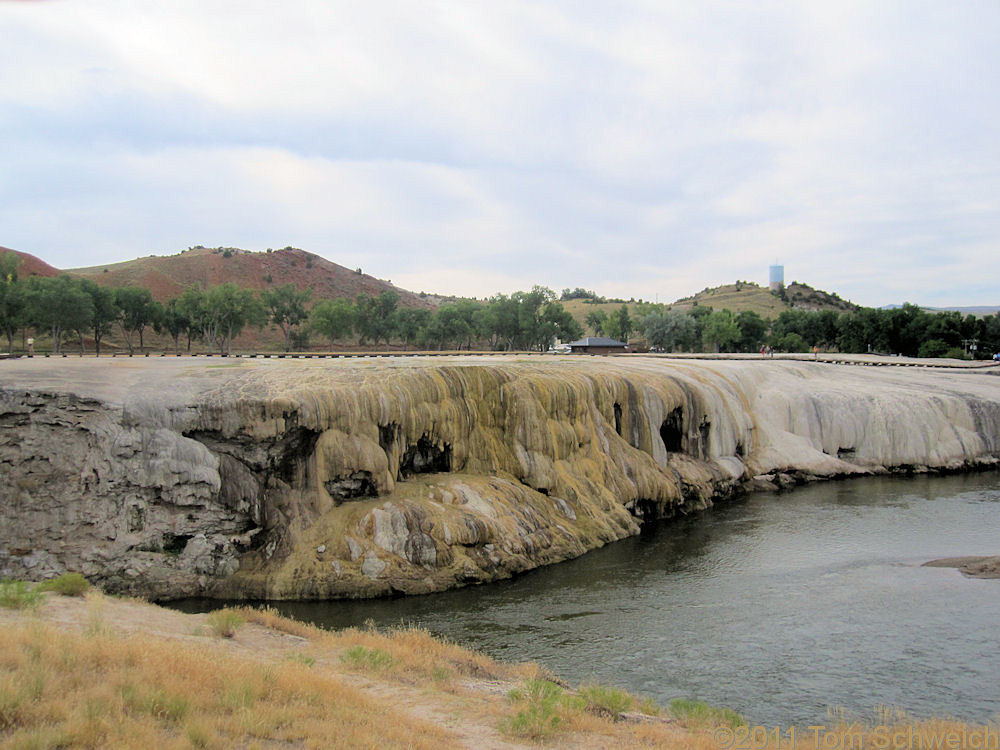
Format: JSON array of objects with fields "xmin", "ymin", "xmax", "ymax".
[
  {"xmin": 500, "ymin": 678, "xmax": 581, "ymax": 739},
  {"xmin": 206, "ymin": 609, "xmax": 244, "ymax": 638},
  {"xmin": 669, "ymin": 698, "xmax": 746, "ymax": 728},
  {"xmin": 36, "ymin": 573, "xmax": 90, "ymax": 597},
  {"xmin": 0, "ymin": 580, "xmax": 43, "ymax": 610},
  {"xmin": 578, "ymin": 682, "xmax": 635, "ymax": 718},
  {"xmin": 340, "ymin": 646, "xmax": 394, "ymax": 671}
]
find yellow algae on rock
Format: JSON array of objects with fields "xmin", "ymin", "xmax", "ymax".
[{"xmin": 0, "ymin": 355, "xmax": 998, "ymax": 599}]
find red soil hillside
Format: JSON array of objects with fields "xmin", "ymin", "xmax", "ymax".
[
  {"xmin": 69, "ymin": 246, "xmax": 434, "ymax": 309},
  {"xmin": 0, "ymin": 247, "xmax": 61, "ymax": 278}
]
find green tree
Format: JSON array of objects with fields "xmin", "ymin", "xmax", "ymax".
[
  {"xmin": 688, "ymin": 305, "xmax": 714, "ymax": 350},
  {"xmin": 642, "ymin": 309, "xmax": 697, "ymax": 352},
  {"xmin": 422, "ymin": 304, "xmax": 472, "ymax": 350},
  {"xmin": 702, "ymin": 309, "xmax": 741, "ymax": 352},
  {"xmin": 201, "ymin": 283, "xmax": 265, "ymax": 354},
  {"xmin": 355, "ymin": 291, "xmax": 399, "ymax": 348},
  {"xmin": 779, "ymin": 332, "xmax": 808, "ymax": 352},
  {"xmin": 310, "ymin": 298, "xmax": 356, "ymax": 349},
  {"xmin": 450, "ymin": 299, "xmax": 484, "ymax": 349},
  {"xmin": 175, "ymin": 287, "xmax": 208, "ymax": 351},
  {"xmin": 262, "ymin": 283, "xmax": 312, "ymax": 352},
  {"xmin": 157, "ymin": 297, "xmax": 191, "ymax": 353},
  {"xmin": 26, "ymin": 276, "xmax": 93, "ymax": 354},
  {"xmin": 0, "ymin": 252, "xmax": 25, "ymax": 353},
  {"xmin": 480, "ymin": 293, "xmax": 521, "ymax": 350},
  {"xmin": 539, "ymin": 301, "xmax": 583, "ymax": 350},
  {"xmin": 515, "ymin": 286, "xmax": 556, "ymax": 350},
  {"xmin": 79, "ymin": 279, "xmax": 117, "ymax": 356},
  {"xmin": 472, "ymin": 287, "xmax": 580, "ymax": 351},
  {"xmin": 836, "ymin": 308, "xmax": 889, "ymax": 353},
  {"xmin": 604, "ymin": 305, "xmax": 633, "ymax": 343},
  {"xmin": 917, "ymin": 338, "xmax": 949, "ymax": 358},
  {"xmin": 393, "ymin": 307, "xmax": 431, "ymax": 350},
  {"xmin": 585, "ymin": 309, "xmax": 608, "ymax": 336},
  {"xmin": 735, "ymin": 310, "xmax": 768, "ymax": 353},
  {"xmin": 114, "ymin": 286, "xmax": 158, "ymax": 354}
]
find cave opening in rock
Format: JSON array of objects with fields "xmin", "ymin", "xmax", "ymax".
[
  {"xmin": 613, "ymin": 403, "xmax": 623, "ymax": 436},
  {"xmin": 378, "ymin": 422, "xmax": 399, "ymax": 454},
  {"xmin": 325, "ymin": 470, "xmax": 378, "ymax": 504},
  {"xmin": 162, "ymin": 533, "xmax": 192, "ymax": 555},
  {"xmin": 274, "ymin": 427, "xmax": 322, "ymax": 483},
  {"xmin": 660, "ymin": 406, "xmax": 684, "ymax": 452},
  {"xmin": 698, "ymin": 417, "xmax": 711, "ymax": 452},
  {"xmin": 399, "ymin": 435, "xmax": 451, "ymax": 478}
]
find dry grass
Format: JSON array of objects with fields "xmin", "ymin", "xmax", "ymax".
[
  {"xmin": 0, "ymin": 621, "xmax": 453, "ymax": 750},
  {"xmin": 237, "ymin": 605, "xmax": 536, "ymax": 686},
  {"xmin": 2, "ymin": 596, "xmax": 996, "ymax": 750},
  {"xmin": 332, "ymin": 623, "xmax": 536, "ymax": 685},
  {"xmin": 232, "ymin": 604, "xmax": 322, "ymax": 639}
]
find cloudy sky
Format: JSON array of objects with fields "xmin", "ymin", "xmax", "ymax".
[{"xmin": 2, "ymin": 1, "xmax": 997, "ymax": 307}]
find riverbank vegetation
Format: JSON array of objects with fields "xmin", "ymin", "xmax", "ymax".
[
  {"xmin": 2, "ymin": 582, "xmax": 998, "ymax": 748},
  {"xmin": 3, "ymin": 250, "xmax": 998, "ymax": 357}
]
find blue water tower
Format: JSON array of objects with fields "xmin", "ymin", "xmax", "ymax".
[{"xmin": 769, "ymin": 264, "xmax": 784, "ymax": 292}]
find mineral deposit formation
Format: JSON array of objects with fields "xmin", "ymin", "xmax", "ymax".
[{"xmin": 2, "ymin": 356, "xmax": 998, "ymax": 600}]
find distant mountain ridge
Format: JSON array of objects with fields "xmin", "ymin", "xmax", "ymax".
[{"xmin": 882, "ymin": 303, "xmax": 1000, "ymax": 316}]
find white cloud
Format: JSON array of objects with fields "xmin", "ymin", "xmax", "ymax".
[{"xmin": 1, "ymin": 1, "xmax": 998, "ymax": 306}]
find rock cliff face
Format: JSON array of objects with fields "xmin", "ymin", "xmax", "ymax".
[{"xmin": 2, "ymin": 357, "xmax": 998, "ymax": 599}]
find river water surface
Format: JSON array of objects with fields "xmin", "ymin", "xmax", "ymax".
[{"xmin": 175, "ymin": 472, "xmax": 1000, "ymax": 724}]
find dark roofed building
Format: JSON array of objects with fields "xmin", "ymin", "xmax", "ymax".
[{"xmin": 568, "ymin": 337, "xmax": 629, "ymax": 354}]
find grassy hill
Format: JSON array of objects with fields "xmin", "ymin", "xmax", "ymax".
[
  {"xmin": 564, "ymin": 281, "xmax": 858, "ymax": 336},
  {"xmin": 672, "ymin": 280, "xmax": 857, "ymax": 316},
  {"xmin": 1, "ymin": 245, "xmax": 435, "ymax": 352},
  {"xmin": 70, "ymin": 245, "xmax": 433, "ymax": 310},
  {"xmin": 3, "ymin": 247, "xmax": 61, "ymax": 278}
]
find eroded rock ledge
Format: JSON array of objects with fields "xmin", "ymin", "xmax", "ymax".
[
  {"xmin": 2, "ymin": 356, "xmax": 998, "ymax": 600},
  {"xmin": 923, "ymin": 556, "xmax": 1000, "ymax": 579}
]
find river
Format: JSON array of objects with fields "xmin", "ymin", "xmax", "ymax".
[{"xmin": 172, "ymin": 471, "xmax": 1000, "ymax": 725}]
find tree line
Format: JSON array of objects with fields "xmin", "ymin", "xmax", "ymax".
[
  {"xmin": 632, "ymin": 303, "xmax": 999, "ymax": 358},
  {"xmin": 0, "ymin": 254, "xmax": 583, "ymax": 354},
  {"xmin": 2, "ymin": 252, "xmax": 996, "ymax": 357}
]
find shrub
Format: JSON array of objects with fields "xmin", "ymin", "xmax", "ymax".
[
  {"xmin": 36, "ymin": 572, "xmax": 90, "ymax": 597},
  {"xmin": 206, "ymin": 609, "xmax": 244, "ymax": 638},
  {"xmin": 0, "ymin": 580, "xmax": 42, "ymax": 609},
  {"xmin": 944, "ymin": 347, "xmax": 968, "ymax": 360}
]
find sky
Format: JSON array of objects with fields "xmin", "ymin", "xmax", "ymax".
[{"xmin": 1, "ymin": 1, "xmax": 998, "ymax": 308}]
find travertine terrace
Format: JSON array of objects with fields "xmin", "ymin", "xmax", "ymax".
[{"xmin": 2, "ymin": 355, "xmax": 998, "ymax": 599}]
